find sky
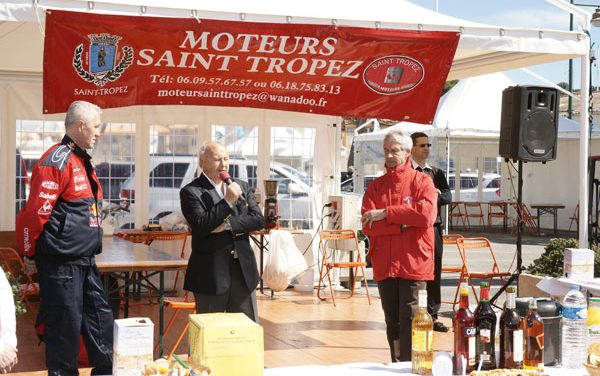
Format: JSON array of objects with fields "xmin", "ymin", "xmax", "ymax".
[{"xmin": 409, "ymin": 0, "xmax": 600, "ymax": 89}]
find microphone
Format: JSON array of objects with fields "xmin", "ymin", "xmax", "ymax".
[{"xmin": 219, "ymin": 171, "xmax": 247, "ymax": 206}]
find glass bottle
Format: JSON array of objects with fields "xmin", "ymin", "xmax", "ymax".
[
  {"xmin": 412, "ymin": 289, "xmax": 433, "ymax": 375},
  {"xmin": 588, "ymin": 297, "xmax": 600, "ymax": 346},
  {"xmin": 474, "ymin": 281, "xmax": 496, "ymax": 370},
  {"xmin": 499, "ymin": 286, "xmax": 523, "ymax": 369},
  {"xmin": 453, "ymin": 283, "xmax": 476, "ymax": 375},
  {"xmin": 524, "ymin": 298, "xmax": 544, "ymax": 370}
]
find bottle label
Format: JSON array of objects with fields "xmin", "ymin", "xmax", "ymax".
[
  {"xmin": 536, "ymin": 333, "xmax": 544, "ymax": 350},
  {"xmin": 412, "ymin": 330, "xmax": 432, "ymax": 352},
  {"xmin": 589, "ymin": 324, "xmax": 600, "ymax": 343},
  {"xmin": 468, "ymin": 336, "xmax": 476, "ymax": 365},
  {"xmin": 480, "ymin": 328, "xmax": 491, "ymax": 344},
  {"xmin": 513, "ymin": 329, "xmax": 523, "ymax": 362},
  {"xmin": 563, "ymin": 306, "xmax": 588, "ymax": 320}
]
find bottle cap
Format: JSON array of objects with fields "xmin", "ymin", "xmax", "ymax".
[
  {"xmin": 459, "ymin": 282, "xmax": 469, "ymax": 295},
  {"xmin": 480, "ymin": 281, "xmax": 489, "ymax": 288},
  {"xmin": 506, "ymin": 286, "xmax": 516, "ymax": 294},
  {"xmin": 571, "ymin": 284, "xmax": 580, "ymax": 290}
]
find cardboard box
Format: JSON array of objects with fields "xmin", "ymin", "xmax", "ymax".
[
  {"xmin": 564, "ymin": 248, "xmax": 595, "ymax": 280},
  {"xmin": 113, "ymin": 317, "xmax": 154, "ymax": 376},
  {"xmin": 189, "ymin": 313, "xmax": 263, "ymax": 376}
]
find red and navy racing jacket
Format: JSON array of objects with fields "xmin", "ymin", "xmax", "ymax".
[{"xmin": 16, "ymin": 136, "xmax": 103, "ymax": 260}]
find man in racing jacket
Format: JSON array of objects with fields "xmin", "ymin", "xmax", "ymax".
[
  {"xmin": 16, "ymin": 101, "xmax": 113, "ymax": 376},
  {"xmin": 361, "ymin": 130, "xmax": 437, "ymax": 362}
]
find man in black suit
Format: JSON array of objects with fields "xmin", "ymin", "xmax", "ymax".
[
  {"xmin": 179, "ymin": 141, "xmax": 265, "ymax": 322},
  {"xmin": 410, "ymin": 132, "xmax": 452, "ymax": 332}
]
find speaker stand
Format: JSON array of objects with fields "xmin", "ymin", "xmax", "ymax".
[{"xmin": 490, "ymin": 160, "xmax": 525, "ymax": 308}]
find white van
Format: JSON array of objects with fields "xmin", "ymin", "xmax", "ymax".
[{"xmin": 117, "ymin": 155, "xmax": 314, "ymax": 229}]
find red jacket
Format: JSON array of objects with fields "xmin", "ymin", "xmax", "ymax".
[
  {"xmin": 16, "ymin": 136, "xmax": 103, "ymax": 259},
  {"xmin": 361, "ymin": 160, "xmax": 437, "ymax": 281}
]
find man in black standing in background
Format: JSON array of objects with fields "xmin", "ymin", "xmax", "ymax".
[{"xmin": 410, "ymin": 132, "xmax": 452, "ymax": 332}]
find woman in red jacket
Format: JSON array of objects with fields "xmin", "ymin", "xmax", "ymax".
[{"xmin": 361, "ymin": 130, "xmax": 437, "ymax": 362}]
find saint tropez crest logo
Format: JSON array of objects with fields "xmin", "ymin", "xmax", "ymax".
[{"xmin": 73, "ymin": 33, "xmax": 134, "ymax": 86}]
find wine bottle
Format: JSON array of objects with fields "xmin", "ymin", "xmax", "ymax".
[
  {"xmin": 499, "ymin": 286, "xmax": 523, "ymax": 369},
  {"xmin": 524, "ymin": 298, "xmax": 544, "ymax": 370},
  {"xmin": 453, "ymin": 283, "xmax": 476, "ymax": 375},
  {"xmin": 474, "ymin": 281, "xmax": 496, "ymax": 370},
  {"xmin": 412, "ymin": 289, "xmax": 433, "ymax": 375}
]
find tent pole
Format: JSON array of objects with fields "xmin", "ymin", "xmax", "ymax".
[
  {"xmin": 580, "ymin": 50, "xmax": 590, "ymax": 247},
  {"xmin": 444, "ymin": 124, "xmax": 450, "ymax": 235}
]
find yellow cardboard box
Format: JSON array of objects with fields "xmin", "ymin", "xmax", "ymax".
[
  {"xmin": 113, "ymin": 317, "xmax": 154, "ymax": 376},
  {"xmin": 189, "ymin": 313, "xmax": 263, "ymax": 376}
]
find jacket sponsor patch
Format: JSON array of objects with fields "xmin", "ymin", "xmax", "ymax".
[
  {"xmin": 41, "ymin": 180, "xmax": 59, "ymax": 190},
  {"xmin": 89, "ymin": 203, "xmax": 101, "ymax": 227},
  {"xmin": 74, "ymin": 175, "xmax": 86, "ymax": 183},
  {"xmin": 38, "ymin": 200, "xmax": 53, "ymax": 215},
  {"xmin": 75, "ymin": 183, "xmax": 88, "ymax": 192},
  {"xmin": 39, "ymin": 192, "xmax": 57, "ymax": 200}
]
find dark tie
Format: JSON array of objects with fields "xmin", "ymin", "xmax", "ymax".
[{"xmin": 416, "ymin": 166, "xmax": 423, "ymax": 172}]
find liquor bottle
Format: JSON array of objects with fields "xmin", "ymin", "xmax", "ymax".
[
  {"xmin": 453, "ymin": 283, "xmax": 476, "ymax": 375},
  {"xmin": 524, "ymin": 298, "xmax": 544, "ymax": 370},
  {"xmin": 412, "ymin": 289, "xmax": 433, "ymax": 375},
  {"xmin": 474, "ymin": 282, "xmax": 496, "ymax": 370},
  {"xmin": 499, "ymin": 286, "xmax": 523, "ymax": 369}
]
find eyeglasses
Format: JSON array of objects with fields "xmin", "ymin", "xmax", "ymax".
[{"xmin": 417, "ymin": 143, "xmax": 432, "ymax": 148}]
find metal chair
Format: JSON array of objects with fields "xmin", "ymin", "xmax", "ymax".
[
  {"xmin": 441, "ymin": 234, "xmax": 464, "ymax": 308},
  {"xmin": 154, "ymin": 292, "xmax": 195, "ymax": 359},
  {"xmin": 0, "ymin": 247, "xmax": 40, "ymax": 312},
  {"xmin": 463, "ymin": 202, "xmax": 485, "ymax": 228},
  {"xmin": 569, "ymin": 203, "xmax": 579, "ymax": 232},
  {"xmin": 511, "ymin": 203, "xmax": 538, "ymax": 235},
  {"xmin": 449, "ymin": 201, "xmax": 467, "ymax": 229},
  {"xmin": 453, "ymin": 237, "xmax": 511, "ymax": 310},
  {"xmin": 317, "ymin": 229, "xmax": 371, "ymax": 306},
  {"xmin": 487, "ymin": 201, "xmax": 509, "ymax": 231}
]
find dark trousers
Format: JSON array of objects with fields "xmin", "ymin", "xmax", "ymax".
[
  {"xmin": 377, "ymin": 277, "xmax": 426, "ymax": 362},
  {"xmin": 38, "ymin": 262, "xmax": 114, "ymax": 376},
  {"xmin": 194, "ymin": 258, "xmax": 259, "ymax": 323},
  {"xmin": 426, "ymin": 224, "xmax": 443, "ymax": 320}
]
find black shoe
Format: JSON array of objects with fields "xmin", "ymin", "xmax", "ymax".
[{"xmin": 433, "ymin": 320, "xmax": 449, "ymax": 333}]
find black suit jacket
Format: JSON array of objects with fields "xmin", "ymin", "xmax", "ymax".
[
  {"xmin": 180, "ymin": 174, "xmax": 265, "ymax": 295},
  {"xmin": 416, "ymin": 166, "xmax": 452, "ymax": 226}
]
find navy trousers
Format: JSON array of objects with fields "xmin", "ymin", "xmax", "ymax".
[{"xmin": 38, "ymin": 262, "xmax": 114, "ymax": 376}]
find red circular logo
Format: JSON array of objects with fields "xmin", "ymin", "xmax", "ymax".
[{"xmin": 363, "ymin": 55, "xmax": 425, "ymax": 95}]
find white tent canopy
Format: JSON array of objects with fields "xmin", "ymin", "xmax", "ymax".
[
  {"xmin": 374, "ymin": 72, "xmax": 598, "ymax": 139},
  {"xmin": 0, "ymin": 0, "xmax": 592, "ymax": 243}
]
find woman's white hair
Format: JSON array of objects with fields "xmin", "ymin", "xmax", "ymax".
[
  {"xmin": 384, "ymin": 130, "xmax": 412, "ymax": 151},
  {"xmin": 64, "ymin": 101, "xmax": 102, "ymax": 129}
]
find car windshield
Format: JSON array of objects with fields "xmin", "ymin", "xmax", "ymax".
[{"xmin": 276, "ymin": 164, "xmax": 312, "ymax": 186}]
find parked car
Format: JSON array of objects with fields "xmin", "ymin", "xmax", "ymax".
[
  {"xmin": 118, "ymin": 155, "xmax": 314, "ymax": 229},
  {"xmin": 448, "ymin": 172, "xmax": 501, "ymax": 202},
  {"xmin": 15, "ymin": 149, "xmax": 29, "ymax": 213}
]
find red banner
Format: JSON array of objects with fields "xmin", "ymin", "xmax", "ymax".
[{"xmin": 43, "ymin": 10, "xmax": 459, "ymax": 122}]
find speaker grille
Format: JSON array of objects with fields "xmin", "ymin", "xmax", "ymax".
[{"xmin": 521, "ymin": 110, "xmax": 556, "ymax": 158}]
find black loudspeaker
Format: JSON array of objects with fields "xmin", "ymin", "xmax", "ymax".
[{"xmin": 499, "ymin": 86, "xmax": 558, "ymax": 162}]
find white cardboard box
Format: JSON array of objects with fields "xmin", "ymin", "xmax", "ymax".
[
  {"xmin": 113, "ymin": 317, "xmax": 154, "ymax": 376},
  {"xmin": 564, "ymin": 248, "xmax": 595, "ymax": 280}
]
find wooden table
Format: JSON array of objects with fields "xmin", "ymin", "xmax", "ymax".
[
  {"xmin": 530, "ymin": 203, "xmax": 566, "ymax": 235},
  {"xmin": 97, "ymin": 236, "xmax": 188, "ymax": 356}
]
